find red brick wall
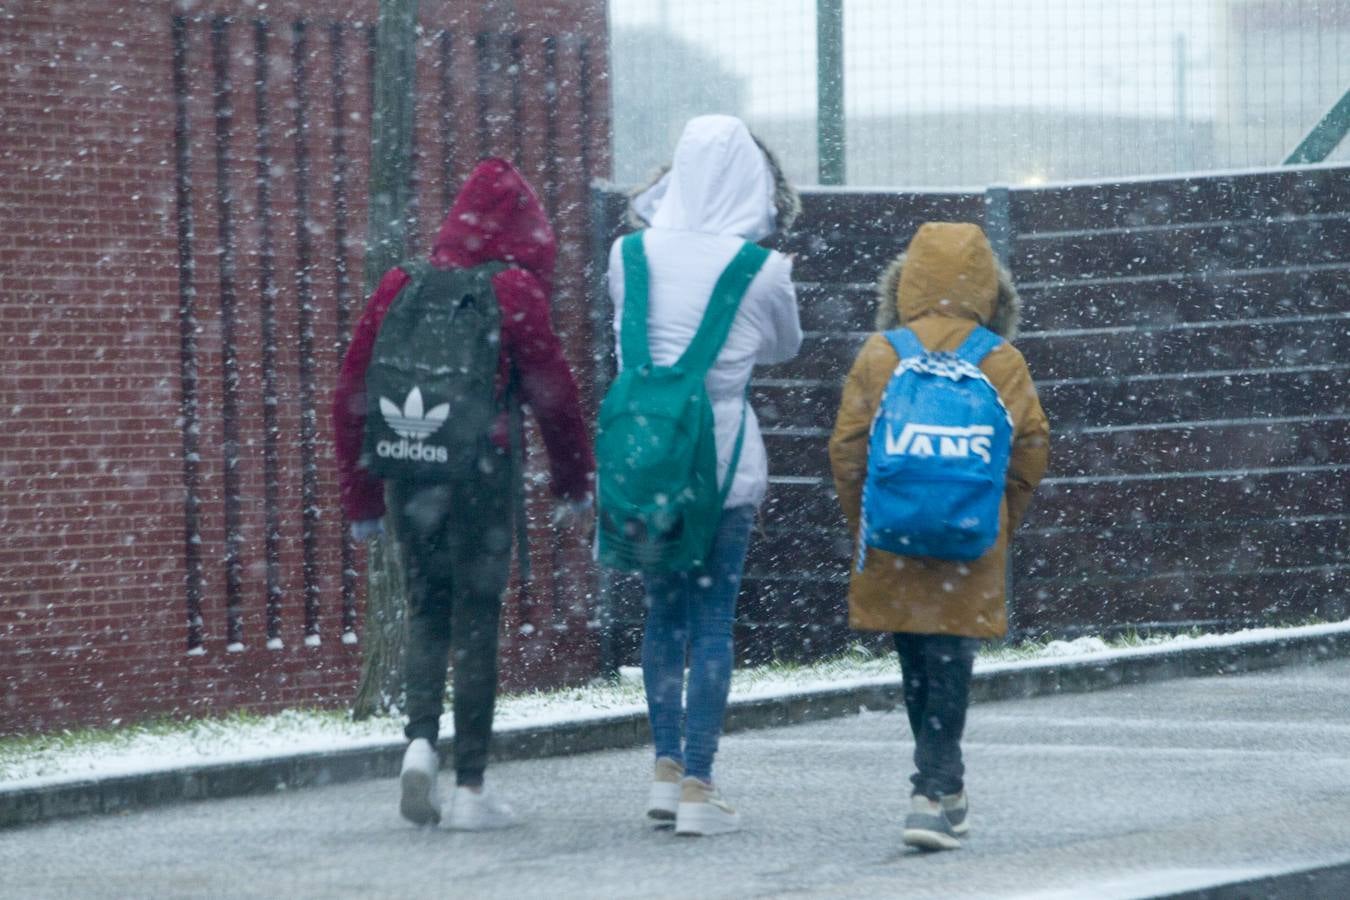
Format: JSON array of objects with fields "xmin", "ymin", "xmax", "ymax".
[{"xmin": 0, "ymin": 0, "xmax": 611, "ymax": 733}]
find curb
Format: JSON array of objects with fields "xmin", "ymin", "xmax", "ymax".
[
  {"xmin": 1160, "ymin": 858, "xmax": 1350, "ymax": 899},
  {"xmin": 4, "ymin": 628, "xmax": 1349, "ymax": 831}
]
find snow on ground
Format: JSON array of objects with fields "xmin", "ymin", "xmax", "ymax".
[{"xmin": 3, "ymin": 619, "xmax": 1347, "ymax": 791}]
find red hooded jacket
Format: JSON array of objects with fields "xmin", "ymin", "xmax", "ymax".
[{"xmin": 332, "ymin": 158, "xmax": 594, "ymax": 522}]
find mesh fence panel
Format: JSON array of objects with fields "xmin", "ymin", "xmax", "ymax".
[{"xmin": 610, "ymin": 0, "xmax": 1350, "ymax": 187}]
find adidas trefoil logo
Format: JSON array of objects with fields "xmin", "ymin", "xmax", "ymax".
[
  {"xmin": 379, "ymin": 387, "xmax": 449, "ymax": 439},
  {"xmin": 376, "ymin": 387, "xmax": 450, "ymax": 464}
]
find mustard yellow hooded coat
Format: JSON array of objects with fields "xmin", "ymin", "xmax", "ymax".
[{"xmin": 828, "ymin": 223, "xmax": 1050, "ymax": 638}]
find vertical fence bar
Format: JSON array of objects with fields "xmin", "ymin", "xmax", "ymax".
[
  {"xmin": 252, "ymin": 17, "xmax": 285, "ymax": 648},
  {"xmin": 290, "ymin": 20, "xmax": 323, "ymax": 643},
  {"xmin": 542, "ymin": 34, "xmax": 561, "ymax": 219},
  {"xmin": 474, "ymin": 32, "xmax": 492, "ymax": 159},
  {"xmin": 405, "ymin": 40, "xmax": 423, "ymax": 256},
  {"xmin": 330, "ymin": 21, "xmax": 360, "ymax": 641},
  {"xmin": 172, "ymin": 14, "xmax": 206, "ymax": 653},
  {"xmin": 509, "ymin": 34, "xmax": 526, "ymax": 166},
  {"xmin": 437, "ymin": 29, "xmax": 456, "ymax": 211},
  {"xmin": 816, "ymin": 0, "xmax": 845, "ymax": 186},
  {"xmin": 210, "ymin": 15, "xmax": 246, "ymax": 649},
  {"xmin": 588, "ymin": 184, "xmax": 618, "ymax": 677},
  {"xmin": 578, "ymin": 37, "xmax": 596, "ymax": 206}
]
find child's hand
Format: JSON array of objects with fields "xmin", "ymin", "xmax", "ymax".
[
  {"xmin": 551, "ymin": 496, "xmax": 594, "ymax": 531},
  {"xmin": 350, "ymin": 519, "xmax": 384, "ymax": 542}
]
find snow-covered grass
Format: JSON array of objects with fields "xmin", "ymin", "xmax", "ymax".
[
  {"xmin": 0, "ymin": 709, "xmax": 404, "ymax": 787},
  {"xmin": 4, "ymin": 618, "xmax": 1348, "ymax": 790}
]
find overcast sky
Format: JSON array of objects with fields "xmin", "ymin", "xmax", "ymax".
[{"xmin": 611, "ymin": 0, "xmax": 1236, "ymax": 120}]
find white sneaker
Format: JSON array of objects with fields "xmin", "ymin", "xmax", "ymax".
[
  {"xmin": 447, "ymin": 783, "xmax": 520, "ymax": 831},
  {"xmin": 398, "ymin": 738, "xmax": 441, "ymax": 826},
  {"xmin": 647, "ymin": 757, "xmax": 684, "ymax": 821},
  {"xmin": 674, "ymin": 777, "xmax": 741, "ymax": 836}
]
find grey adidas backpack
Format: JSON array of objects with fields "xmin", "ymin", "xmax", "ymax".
[{"xmin": 361, "ymin": 260, "xmax": 506, "ymax": 483}]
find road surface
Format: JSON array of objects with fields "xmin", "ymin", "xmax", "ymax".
[{"xmin": 6, "ymin": 658, "xmax": 1350, "ymax": 899}]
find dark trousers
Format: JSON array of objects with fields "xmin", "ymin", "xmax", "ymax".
[
  {"xmin": 894, "ymin": 632, "xmax": 980, "ymax": 800},
  {"xmin": 388, "ymin": 452, "xmax": 513, "ymax": 787}
]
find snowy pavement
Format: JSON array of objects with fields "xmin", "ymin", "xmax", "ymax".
[
  {"xmin": 6, "ymin": 657, "xmax": 1350, "ymax": 899},
  {"xmin": 10, "ymin": 621, "xmax": 1349, "ymax": 791}
]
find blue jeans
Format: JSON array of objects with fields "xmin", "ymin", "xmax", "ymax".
[{"xmin": 641, "ymin": 505, "xmax": 756, "ymax": 782}]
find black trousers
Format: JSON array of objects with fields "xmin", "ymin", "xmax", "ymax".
[
  {"xmin": 894, "ymin": 632, "xmax": 980, "ymax": 800},
  {"xmin": 388, "ymin": 451, "xmax": 513, "ymax": 787}
]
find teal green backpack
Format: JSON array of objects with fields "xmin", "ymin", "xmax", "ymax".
[{"xmin": 596, "ymin": 231, "xmax": 769, "ymax": 573}]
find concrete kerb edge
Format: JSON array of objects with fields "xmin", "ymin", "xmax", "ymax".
[
  {"xmin": 1158, "ymin": 858, "xmax": 1350, "ymax": 899},
  {"xmin": 3, "ymin": 628, "xmax": 1349, "ymax": 830}
]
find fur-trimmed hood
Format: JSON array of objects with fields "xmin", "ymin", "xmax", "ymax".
[
  {"xmin": 626, "ymin": 116, "xmax": 800, "ymax": 239},
  {"xmin": 873, "ymin": 223, "xmax": 1020, "ymax": 340},
  {"xmin": 827, "ymin": 221, "xmax": 1049, "ymax": 641}
]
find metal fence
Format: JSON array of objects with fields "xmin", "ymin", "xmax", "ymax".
[
  {"xmin": 609, "ymin": 0, "xmax": 1350, "ymax": 187},
  {"xmin": 591, "ymin": 162, "xmax": 1350, "ymax": 665}
]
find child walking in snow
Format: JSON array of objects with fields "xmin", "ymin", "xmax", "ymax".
[
  {"xmin": 332, "ymin": 159, "xmax": 594, "ymax": 830},
  {"xmin": 828, "ymin": 222, "xmax": 1049, "ymax": 850},
  {"xmin": 604, "ymin": 115, "xmax": 802, "ymax": 835}
]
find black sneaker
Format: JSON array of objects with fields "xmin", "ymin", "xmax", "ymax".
[{"xmin": 902, "ymin": 795, "xmax": 961, "ymax": 851}]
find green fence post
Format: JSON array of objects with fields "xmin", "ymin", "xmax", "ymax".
[
  {"xmin": 352, "ymin": 0, "xmax": 420, "ymax": 721},
  {"xmin": 816, "ymin": 0, "xmax": 845, "ymax": 185},
  {"xmin": 984, "ymin": 185, "xmax": 1012, "ymax": 266},
  {"xmin": 984, "ymin": 185, "xmax": 1018, "ymax": 643},
  {"xmin": 364, "ymin": 0, "xmax": 419, "ymax": 286}
]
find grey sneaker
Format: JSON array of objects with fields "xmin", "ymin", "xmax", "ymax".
[
  {"xmin": 647, "ymin": 757, "xmax": 684, "ymax": 821},
  {"xmin": 398, "ymin": 738, "xmax": 441, "ymax": 826},
  {"xmin": 674, "ymin": 777, "xmax": 741, "ymax": 836},
  {"xmin": 941, "ymin": 790, "xmax": 969, "ymax": 836},
  {"xmin": 902, "ymin": 794, "xmax": 961, "ymax": 851}
]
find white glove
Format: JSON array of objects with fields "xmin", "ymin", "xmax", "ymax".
[{"xmin": 350, "ymin": 519, "xmax": 385, "ymax": 542}]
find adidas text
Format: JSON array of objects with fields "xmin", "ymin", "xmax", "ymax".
[
  {"xmin": 885, "ymin": 423, "xmax": 994, "ymax": 464},
  {"xmin": 376, "ymin": 438, "xmax": 449, "ymax": 464}
]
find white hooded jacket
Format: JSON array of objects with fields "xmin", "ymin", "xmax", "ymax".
[{"xmin": 607, "ymin": 115, "xmax": 803, "ymax": 509}]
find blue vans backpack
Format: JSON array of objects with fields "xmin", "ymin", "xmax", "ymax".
[{"xmin": 859, "ymin": 326, "xmax": 1013, "ymax": 564}]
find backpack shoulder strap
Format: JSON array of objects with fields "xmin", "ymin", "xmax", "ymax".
[
  {"xmin": 619, "ymin": 232, "xmax": 653, "ymax": 370},
  {"xmin": 505, "ymin": 366, "xmax": 531, "ymax": 583},
  {"xmin": 716, "ymin": 393, "xmax": 750, "ymax": 510},
  {"xmin": 882, "ymin": 327, "xmax": 925, "ymax": 360},
  {"xmin": 399, "ymin": 258, "xmax": 431, "ymax": 283},
  {"xmin": 954, "ymin": 325, "xmax": 1004, "ymax": 366},
  {"xmin": 383, "ymin": 259, "xmax": 431, "ymax": 313},
  {"xmin": 677, "ymin": 241, "xmax": 771, "ymax": 375}
]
